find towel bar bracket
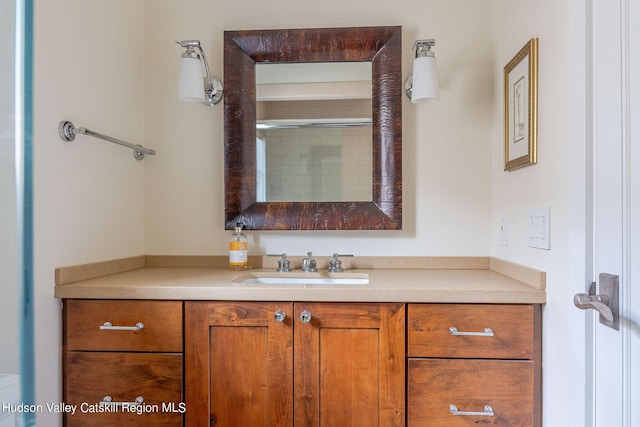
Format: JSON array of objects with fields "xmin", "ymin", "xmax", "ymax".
[{"xmin": 58, "ymin": 120, "xmax": 77, "ymax": 142}]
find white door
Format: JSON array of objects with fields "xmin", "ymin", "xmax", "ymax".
[{"xmin": 582, "ymin": 0, "xmax": 640, "ymax": 425}]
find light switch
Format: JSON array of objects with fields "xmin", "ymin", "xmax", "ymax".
[{"xmin": 528, "ymin": 207, "xmax": 550, "ymax": 250}]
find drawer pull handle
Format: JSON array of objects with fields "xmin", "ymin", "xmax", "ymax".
[
  {"xmin": 99, "ymin": 321, "xmax": 144, "ymax": 331},
  {"xmin": 449, "ymin": 327, "xmax": 494, "ymax": 337},
  {"xmin": 449, "ymin": 404, "xmax": 494, "ymax": 417},
  {"xmin": 101, "ymin": 395, "xmax": 144, "ymax": 407}
]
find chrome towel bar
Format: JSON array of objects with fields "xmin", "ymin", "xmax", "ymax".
[{"xmin": 58, "ymin": 120, "xmax": 156, "ymax": 160}]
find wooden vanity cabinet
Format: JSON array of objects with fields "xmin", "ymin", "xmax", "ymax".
[
  {"xmin": 407, "ymin": 304, "xmax": 542, "ymax": 427},
  {"xmin": 184, "ymin": 301, "xmax": 405, "ymax": 427},
  {"xmin": 184, "ymin": 301, "xmax": 293, "ymax": 427},
  {"xmin": 63, "ymin": 300, "xmax": 184, "ymax": 426},
  {"xmin": 62, "ymin": 299, "xmax": 541, "ymax": 426}
]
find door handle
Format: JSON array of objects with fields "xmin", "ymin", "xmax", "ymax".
[
  {"xmin": 574, "ymin": 273, "xmax": 619, "ymax": 330},
  {"xmin": 573, "ymin": 294, "xmax": 613, "ymax": 321}
]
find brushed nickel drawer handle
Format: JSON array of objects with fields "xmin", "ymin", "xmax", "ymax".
[
  {"xmin": 449, "ymin": 327, "xmax": 494, "ymax": 337},
  {"xmin": 100, "ymin": 395, "xmax": 144, "ymax": 407},
  {"xmin": 449, "ymin": 404, "xmax": 494, "ymax": 417},
  {"xmin": 99, "ymin": 321, "xmax": 144, "ymax": 331}
]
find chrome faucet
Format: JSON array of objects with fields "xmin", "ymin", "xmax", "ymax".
[
  {"xmin": 270, "ymin": 252, "xmax": 353, "ymax": 273},
  {"xmin": 328, "ymin": 253, "xmax": 353, "ymax": 273},
  {"xmin": 267, "ymin": 253, "xmax": 292, "ymax": 272},
  {"xmin": 301, "ymin": 252, "xmax": 317, "ymax": 272}
]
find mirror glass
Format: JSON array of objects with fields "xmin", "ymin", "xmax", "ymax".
[
  {"xmin": 224, "ymin": 26, "xmax": 402, "ymax": 230},
  {"xmin": 255, "ymin": 62, "xmax": 373, "ymax": 202}
]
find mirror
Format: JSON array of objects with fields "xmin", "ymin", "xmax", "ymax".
[
  {"xmin": 256, "ymin": 62, "xmax": 373, "ymax": 203},
  {"xmin": 224, "ymin": 26, "xmax": 402, "ymax": 230}
]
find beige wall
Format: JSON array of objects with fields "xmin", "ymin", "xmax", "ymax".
[
  {"xmin": 32, "ymin": 1, "xmax": 492, "ymax": 424},
  {"xmin": 491, "ymin": 0, "xmax": 575, "ymax": 425},
  {"xmin": 144, "ymin": 0, "xmax": 494, "ymax": 256},
  {"xmin": 34, "ymin": 1, "xmax": 146, "ymax": 424},
  {"xmin": 31, "ymin": 0, "xmax": 586, "ymax": 425}
]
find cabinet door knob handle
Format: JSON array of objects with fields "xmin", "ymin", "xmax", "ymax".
[
  {"xmin": 99, "ymin": 321, "xmax": 144, "ymax": 331},
  {"xmin": 449, "ymin": 404, "xmax": 494, "ymax": 417},
  {"xmin": 299, "ymin": 310, "xmax": 312, "ymax": 323},
  {"xmin": 274, "ymin": 309, "xmax": 286, "ymax": 322},
  {"xmin": 449, "ymin": 327, "xmax": 494, "ymax": 337}
]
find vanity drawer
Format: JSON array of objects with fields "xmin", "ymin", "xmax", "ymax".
[
  {"xmin": 64, "ymin": 300, "xmax": 183, "ymax": 352},
  {"xmin": 408, "ymin": 358, "xmax": 535, "ymax": 427},
  {"xmin": 407, "ymin": 304, "xmax": 536, "ymax": 359},
  {"xmin": 64, "ymin": 352, "xmax": 183, "ymax": 426}
]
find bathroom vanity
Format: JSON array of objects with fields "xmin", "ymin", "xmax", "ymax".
[
  {"xmin": 56, "ymin": 256, "xmax": 545, "ymax": 427},
  {"xmin": 185, "ymin": 301, "xmax": 405, "ymax": 426}
]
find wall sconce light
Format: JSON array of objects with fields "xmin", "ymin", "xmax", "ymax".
[
  {"xmin": 405, "ymin": 39, "xmax": 439, "ymax": 103},
  {"xmin": 176, "ymin": 40, "xmax": 223, "ymax": 107}
]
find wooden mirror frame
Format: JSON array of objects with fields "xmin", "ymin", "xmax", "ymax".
[{"xmin": 224, "ymin": 26, "xmax": 402, "ymax": 230}]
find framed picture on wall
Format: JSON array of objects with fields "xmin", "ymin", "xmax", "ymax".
[{"xmin": 504, "ymin": 37, "xmax": 538, "ymax": 171}]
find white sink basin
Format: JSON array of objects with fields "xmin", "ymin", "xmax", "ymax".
[{"xmin": 235, "ymin": 273, "xmax": 369, "ymax": 285}]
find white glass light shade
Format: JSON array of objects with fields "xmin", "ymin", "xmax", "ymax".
[
  {"xmin": 411, "ymin": 55, "xmax": 439, "ymax": 103},
  {"xmin": 178, "ymin": 57, "xmax": 205, "ymax": 102}
]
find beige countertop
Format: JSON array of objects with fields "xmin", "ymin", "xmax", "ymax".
[{"xmin": 53, "ymin": 256, "xmax": 546, "ymax": 304}]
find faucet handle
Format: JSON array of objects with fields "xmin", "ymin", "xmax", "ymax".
[
  {"xmin": 302, "ymin": 252, "xmax": 317, "ymax": 272},
  {"xmin": 328, "ymin": 253, "xmax": 353, "ymax": 273},
  {"xmin": 267, "ymin": 253, "xmax": 292, "ymax": 272}
]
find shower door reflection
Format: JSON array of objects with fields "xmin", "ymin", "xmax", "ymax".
[
  {"xmin": 1, "ymin": 0, "xmax": 34, "ymax": 425},
  {"xmin": 0, "ymin": 0, "xmax": 21, "ymax": 380},
  {"xmin": 257, "ymin": 126, "xmax": 372, "ymax": 202}
]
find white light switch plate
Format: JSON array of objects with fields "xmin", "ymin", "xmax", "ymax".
[{"xmin": 528, "ymin": 207, "xmax": 550, "ymax": 250}]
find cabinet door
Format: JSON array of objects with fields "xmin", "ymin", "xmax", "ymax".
[
  {"xmin": 184, "ymin": 301, "xmax": 293, "ymax": 427},
  {"xmin": 294, "ymin": 302, "xmax": 405, "ymax": 427}
]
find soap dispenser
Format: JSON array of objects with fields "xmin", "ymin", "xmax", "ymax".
[{"xmin": 229, "ymin": 223, "xmax": 248, "ymax": 270}]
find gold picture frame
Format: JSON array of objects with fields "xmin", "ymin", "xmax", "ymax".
[{"xmin": 504, "ymin": 37, "xmax": 538, "ymax": 171}]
